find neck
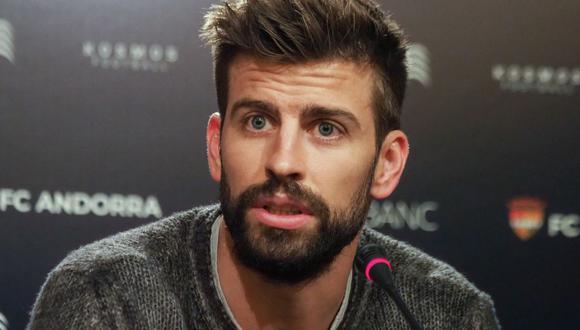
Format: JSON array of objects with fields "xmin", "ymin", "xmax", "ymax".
[{"xmin": 217, "ymin": 221, "xmax": 358, "ymax": 330}]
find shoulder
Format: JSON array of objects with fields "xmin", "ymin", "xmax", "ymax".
[
  {"xmin": 362, "ymin": 226, "xmax": 486, "ymax": 299},
  {"xmin": 55, "ymin": 204, "xmax": 220, "ymax": 275},
  {"xmin": 359, "ymin": 227, "xmax": 499, "ymax": 329},
  {"xmin": 28, "ymin": 204, "xmax": 221, "ymax": 329}
]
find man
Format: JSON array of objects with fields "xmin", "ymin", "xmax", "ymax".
[{"xmin": 28, "ymin": 0, "xmax": 500, "ymax": 329}]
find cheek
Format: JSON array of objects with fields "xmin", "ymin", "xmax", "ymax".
[
  {"xmin": 309, "ymin": 150, "xmax": 375, "ymax": 207},
  {"xmin": 221, "ymin": 139, "xmax": 266, "ymax": 197}
]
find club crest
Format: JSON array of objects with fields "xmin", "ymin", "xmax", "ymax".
[{"xmin": 507, "ymin": 197, "xmax": 546, "ymax": 240}]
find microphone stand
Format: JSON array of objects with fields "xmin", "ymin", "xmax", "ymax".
[{"xmin": 356, "ymin": 244, "xmax": 424, "ymax": 330}]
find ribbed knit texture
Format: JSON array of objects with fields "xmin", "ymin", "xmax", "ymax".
[{"xmin": 28, "ymin": 204, "xmax": 500, "ymax": 329}]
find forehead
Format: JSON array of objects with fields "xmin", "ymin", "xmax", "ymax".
[{"xmin": 226, "ymin": 54, "xmax": 376, "ymax": 119}]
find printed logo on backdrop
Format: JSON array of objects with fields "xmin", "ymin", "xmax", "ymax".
[
  {"xmin": 82, "ymin": 41, "xmax": 179, "ymax": 72},
  {"xmin": 507, "ymin": 197, "xmax": 546, "ymax": 240},
  {"xmin": 492, "ymin": 64, "xmax": 580, "ymax": 95},
  {"xmin": 0, "ymin": 18, "xmax": 15, "ymax": 64},
  {"xmin": 367, "ymin": 200, "xmax": 439, "ymax": 232},
  {"xmin": 0, "ymin": 311, "xmax": 8, "ymax": 330},
  {"xmin": 406, "ymin": 43, "xmax": 432, "ymax": 88},
  {"xmin": 0, "ymin": 188, "xmax": 162, "ymax": 219},
  {"xmin": 507, "ymin": 196, "xmax": 579, "ymax": 240}
]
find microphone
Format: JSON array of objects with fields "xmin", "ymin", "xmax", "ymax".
[{"xmin": 356, "ymin": 244, "xmax": 424, "ymax": 330}]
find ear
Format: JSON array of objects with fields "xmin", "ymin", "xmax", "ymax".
[
  {"xmin": 370, "ymin": 130, "xmax": 409, "ymax": 199},
  {"xmin": 207, "ymin": 112, "xmax": 222, "ymax": 182}
]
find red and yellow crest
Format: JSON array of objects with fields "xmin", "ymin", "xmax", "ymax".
[{"xmin": 507, "ymin": 197, "xmax": 546, "ymax": 241}]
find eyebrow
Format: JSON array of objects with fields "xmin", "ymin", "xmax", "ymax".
[
  {"xmin": 303, "ymin": 105, "xmax": 362, "ymax": 130},
  {"xmin": 230, "ymin": 98, "xmax": 362, "ymax": 130},
  {"xmin": 231, "ymin": 98, "xmax": 279, "ymax": 117}
]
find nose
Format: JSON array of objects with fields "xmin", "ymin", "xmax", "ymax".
[{"xmin": 265, "ymin": 124, "xmax": 305, "ymax": 181}]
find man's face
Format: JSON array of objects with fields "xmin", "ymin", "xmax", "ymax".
[{"xmin": 217, "ymin": 54, "xmax": 380, "ymax": 284}]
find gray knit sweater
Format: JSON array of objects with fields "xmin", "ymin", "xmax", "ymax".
[{"xmin": 28, "ymin": 205, "xmax": 500, "ymax": 329}]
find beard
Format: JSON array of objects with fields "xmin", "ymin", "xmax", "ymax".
[{"xmin": 219, "ymin": 160, "xmax": 376, "ymax": 285}]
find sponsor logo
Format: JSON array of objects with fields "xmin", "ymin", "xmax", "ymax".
[
  {"xmin": 0, "ymin": 311, "xmax": 8, "ymax": 330},
  {"xmin": 0, "ymin": 188, "xmax": 162, "ymax": 219},
  {"xmin": 507, "ymin": 197, "xmax": 546, "ymax": 240},
  {"xmin": 82, "ymin": 41, "xmax": 179, "ymax": 72},
  {"xmin": 367, "ymin": 200, "xmax": 439, "ymax": 232},
  {"xmin": 0, "ymin": 18, "xmax": 15, "ymax": 64},
  {"xmin": 406, "ymin": 43, "xmax": 432, "ymax": 87},
  {"xmin": 507, "ymin": 196, "xmax": 579, "ymax": 240},
  {"xmin": 492, "ymin": 64, "xmax": 580, "ymax": 95}
]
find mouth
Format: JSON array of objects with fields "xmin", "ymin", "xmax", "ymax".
[
  {"xmin": 263, "ymin": 204, "xmax": 301, "ymax": 215},
  {"xmin": 249, "ymin": 194, "xmax": 314, "ymax": 230},
  {"xmin": 261, "ymin": 199, "xmax": 312, "ymax": 215}
]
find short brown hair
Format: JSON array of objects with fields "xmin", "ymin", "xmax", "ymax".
[{"xmin": 201, "ymin": 0, "xmax": 408, "ymax": 141}]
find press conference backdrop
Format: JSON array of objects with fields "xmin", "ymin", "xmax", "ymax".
[{"xmin": 1, "ymin": 0, "xmax": 579, "ymax": 328}]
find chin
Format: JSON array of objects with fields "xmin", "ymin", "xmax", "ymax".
[{"xmin": 247, "ymin": 218, "xmax": 319, "ymax": 256}]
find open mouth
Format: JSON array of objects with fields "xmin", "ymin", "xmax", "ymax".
[
  {"xmin": 263, "ymin": 204, "xmax": 302, "ymax": 215},
  {"xmin": 250, "ymin": 194, "xmax": 314, "ymax": 230},
  {"xmin": 256, "ymin": 194, "xmax": 313, "ymax": 216}
]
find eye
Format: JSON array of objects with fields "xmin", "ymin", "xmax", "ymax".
[
  {"xmin": 249, "ymin": 115, "xmax": 267, "ymax": 130},
  {"xmin": 317, "ymin": 122, "xmax": 337, "ymax": 137}
]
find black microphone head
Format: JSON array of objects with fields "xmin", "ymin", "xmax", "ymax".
[
  {"xmin": 356, "ymin": 243, "xmax": 394, "ymax": 285},
  {"xmin": 356, "ymin": 245, "xmax": 424, "ymax": 330}
]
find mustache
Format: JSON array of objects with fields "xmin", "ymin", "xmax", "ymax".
[{"xmin": 236, "ymin": 175, "xmax": 330, "ymax": 219}]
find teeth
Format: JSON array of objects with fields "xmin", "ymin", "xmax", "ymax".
[{"xmin": 265, "ymin": 205, "xmax": 301, "ymax": 215}]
